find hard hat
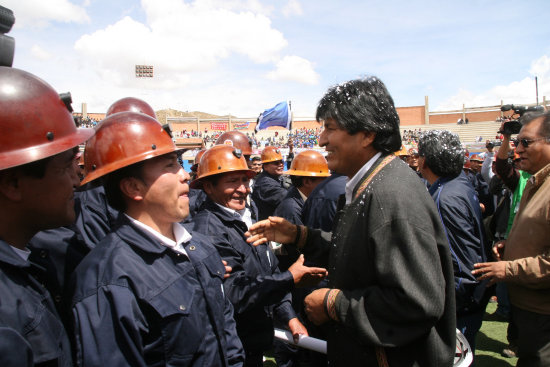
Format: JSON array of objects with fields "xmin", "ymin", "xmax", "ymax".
[
  {"xmin": 285, "ymin": 150, "xmax": 330, "ymax": 177},
  {"xmin": 261, "ymin": 146, "xmax": 283, "ymax": 163},
  {"xmin": 194, "ymin": 149, "xmax": 207, "ymax": 164},
  {"xmin": 81, "ymin": 111, "xmax": 178, "ymax": 185},
  {"xmin": 470, "ymin": 154, "xmax": 484, "ymax": 162},
  {"xmin": 0, "ymin": 67, "xmax": 94, "ymax": 170},
  {"xmin": 215, "ymin": 131, "xmax": 253, "ymax": 156},
  {"xmin": 190, "ymin": 149, "xmax": 207, "ymax": 173},
  {"xmin": 105, "ymin": 97, "xmax": 156, "ymax": 119},
  {"xmin": 395, "ymin": 145, "xmax": 409, "ymax": 157},
  {"xmin": 193, "ymin": 145, "xmax": 254, "ymax": 187}
]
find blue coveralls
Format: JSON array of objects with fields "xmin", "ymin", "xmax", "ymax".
[
  {"xmin": 0, "ymin": 240, "xmax": 73, "ymax": 367},
  {"xmin": 71, "ymin": 216, "xmax": 244, "ymax": 367},
  {"xmin": 251, "ymin": 172, "xmax": 289, "ymax": 220},
  {"xmin": 192, "ymin": 198, "xmax": 296, "ymax": 365}
]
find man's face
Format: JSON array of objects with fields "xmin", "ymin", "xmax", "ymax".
[
  {"xmin": 469, "ymin": 160, "xmax": 482, "ymax": 173},
  {"xmin": 19, "ymin": 148, "xmax": 80, "ymax": 230},
  {"xmin": 139, "ymin": 153, "xmax": 190, "ymax": 223},
  {"xmin": 516, "ymin": 118, "xmax": 550, "ymax": 174},
  {"xmin": 249, "ymin": 160, "xmax": 262, "ymax": 174},
  {"xmin": 204, "ymin": 171, "xmax": 250, "ymax": 211},
  {"xmin": 263, "ymin": 160, "xmax": 284, "ymax": 176},
  {"xmin": 319, "ymin": 118, "xmax": 370, "ymax": 178},
  {"xmin": 407, "ymin": 154, "xmax": 419, "ymax": 169}
]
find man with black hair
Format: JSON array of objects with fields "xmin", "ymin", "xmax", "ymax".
[
  {"xmin": 474, "ymin": 111, "xmax": 550, "ymax": 366},
  {"xmin": 246, "ymin": 77, "xmax": 456, "ymax": 366},
  {"xmin": 418, "ymin": 130, "xmax": 493, "ymax": 357}
]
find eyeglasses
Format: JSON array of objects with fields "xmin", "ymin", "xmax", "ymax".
[{"xmin": 513, "ymin": 137, "xmax": 550, "ymax": 148}]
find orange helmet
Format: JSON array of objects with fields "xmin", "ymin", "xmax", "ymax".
[
  {"xmin": 261, "ymin": 146, "xmax": 283, "ymax": 163},
  {"xmin": 285, "ymin": 150, "xmax": 330, "ymax": 177},
  {"xmin": 81, "ymin": 111, "xmax": 178, "ymax": 185},
  {"xmin": 215, "ymin": 131, "xmax": 253, "ymax": 155},
  {"xmin": 194, "ymin": 149, "xmax": 207, "ymax": 164},
  {"xmin": 470, "ymin": 154, "xmax": 484, "ymax": 162},
  {"xmin": 0, "ymin": 67, "xmax": 94, "ymax": 170},
  {"xmin": 395, "ymin": 145, "xmax": 409, "ymax": 157},
  {"xmin": 192, "ymin": 145, "xmax": 254, "ymax": 188},
  {"xmin": 190, "ymin": 149, "xmax": 207, "ymax": 173},
  {"xmin": 105, "ymin": 97, "xmax": 156, "ymax": 119}
]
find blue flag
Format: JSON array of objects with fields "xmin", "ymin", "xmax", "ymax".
[{"xmin": 256, "ymin": 101, "xmax": 292, "ymax": 132}]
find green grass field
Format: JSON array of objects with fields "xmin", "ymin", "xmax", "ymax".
[
  {"xmin": 264, "ymin": 302, "xmax": 517, "ymax": 366},
  {"xmin": 476, "ymin": 302, "xmax": 518, "ymax": 367}
]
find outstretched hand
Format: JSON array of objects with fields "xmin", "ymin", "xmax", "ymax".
[
  {"xmin": 288, "ymin": 254, "xmax": 328, "ymax": 288},
  {"xmin": 245, "ymin": 216, "xmax": 297, "ymax": 246}
]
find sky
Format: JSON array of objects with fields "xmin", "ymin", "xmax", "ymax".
[{"xmin": 4, "ymin": 0, "xmax": 550, "ymax": 118}]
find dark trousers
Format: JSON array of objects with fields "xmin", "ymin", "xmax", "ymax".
[
  {"xmin": 513, "ymin": 306, "xmax": 550, "ymax": 367},
  {"xmin": 457, "ymin": 309, "xmax": 485, "ymax": 356}
]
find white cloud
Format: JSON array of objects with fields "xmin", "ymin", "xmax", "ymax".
[
  {"xmin": 282, "ymin": 0, "xmax": 303, "ymax": 17},
  {"xmin": 266, "ymin": 55, "xmax": 319, "ymax": 85},
  {"xmin": 3, "ymin": 0, "xmax": 90, "ymax": 28},
  {"xmin": 435, "ymin": 54, "xmax": 550, "ymax": 111},
  {"xmin": 30, "ymin": 45, "xmax": 52, "ymax": 60},
  {"xmin": 74, "ymin": 0, "xmax": 289, "ymax": 89}
]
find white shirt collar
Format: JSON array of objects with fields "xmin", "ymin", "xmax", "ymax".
[
  {"xmin": 345, "ymin": 152, "xmax": 382, "ymax": 204},
  {"xmin": 10, "ymin": 245, "xmax": 31, "ymax": 261},
  {"xmin": 125, "ymin": 214, "xmax": 191, "ymax": 256},
  {"xmin": 216, "ymin": 203, "xmax": 253, "ymax": 229},
  {"xmin": 297, "ymin": 188, "xmax": 308, "ymax": 202}
]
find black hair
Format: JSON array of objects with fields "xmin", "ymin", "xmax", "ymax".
[
  {"xmin": 316, "ymin": 76, "xmax": 402, "ymax": 154},
  {"xmin": 290, "ymin": 175, "xmax": 324, "ymax": 189},
  {"xmin": 250, "ymin": 156, "xmax": 261, "ymax": 162},
  {"xmin": 418, "ymin": 130, "xmax": 464, "ymax": 178},
  {"xmin": 104, "ymin": 161, "xmax": 145, "ymax": 212},
  {"xmin": 521, "ymin": 110, "xmax": 550, "ymax": 138},
  {"xmin": 290, "ymin": 175, "xmax": 304, "ymax": 188}
]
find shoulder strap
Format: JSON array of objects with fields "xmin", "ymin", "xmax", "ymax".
[{"xmin": 353, "ymin": 155, "xmax": 395, "ymax": 200}]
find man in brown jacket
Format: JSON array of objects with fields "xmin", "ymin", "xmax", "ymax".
[{"xmin": 474, "ymin": 110, "xmax": 550, "ymax": 367}]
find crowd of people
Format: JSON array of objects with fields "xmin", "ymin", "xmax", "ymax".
[{"xmin": 1, "ymin": 65, "xmax": 550, "ymax": 367}]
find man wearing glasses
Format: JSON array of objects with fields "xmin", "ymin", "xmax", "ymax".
[{"xmin": 474, "ymin": 111, "xmax": 550, "ymax": 366}]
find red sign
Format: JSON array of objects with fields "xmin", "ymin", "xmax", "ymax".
[{"xmin": 210, "ymin": 122, "xmax": 228, "ymax": 130}]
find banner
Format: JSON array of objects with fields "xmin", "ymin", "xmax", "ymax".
[
  {"xmin": 210, "ymin": 122, "xmax": 228, "ymax": 130},
  {"xmin": 256, "ymin": 101, "xmax": 292, "ymax": 132},
  {"xmin": 233, "ymin": 122, "xmax": 249, "ymax": 130}
]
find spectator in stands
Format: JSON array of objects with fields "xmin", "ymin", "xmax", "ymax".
[{"xmin": 474, "ymin": 111, "xmax": 550, "ymax": 366}]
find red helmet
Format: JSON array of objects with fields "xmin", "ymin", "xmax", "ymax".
[
  {"xmin": 0, "ymin": 67, "xmax": 94, "ymax": 170},
  {"xmin": 81, "ymin": 111, "xmax": 178, "ymax": 185},
  {"xmin": 105, "ymin": 97, "xmax": 156, "ymax": 119},
  {"xmin": 215, "ymin": 131, "xmax": 253, "ymax": 155},
  {"xmin": 285, "ymin": 150, "xmax": 330, "ymax": 177},
  {"xmin": 261, "ymin": 146, "xmax": 283, "ymax": 163}
]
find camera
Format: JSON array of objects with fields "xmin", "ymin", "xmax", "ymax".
[
  {"xmin": 499, "ymin": 104, "xmax": 545, "ymax": 135},
  {"xmin": 0, "ymin": 6, "xmax": 15, "ymax": 67}
]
